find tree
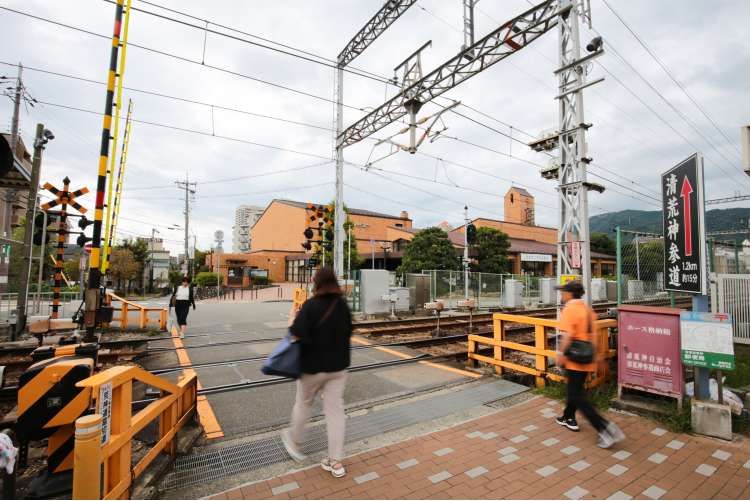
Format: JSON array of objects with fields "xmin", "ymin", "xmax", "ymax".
[
  {"xmin": 168, "ymin": 268, "xmax": 184, "ymax": 289},
  {"xmin": 471, "ymin": 227, "xmax": 511, "ymax": 274},
  {"xmin": 194, "ymin": 248, "xmax": 210, "ymax": 273},
  {"xmin": 63, "ymin": 257, "xmax": 81, "ymax": 283},
  {"xmin": 590, "ymin": 232, "xmax": 616, "ymax": 256},
  {"xmin": 398, "ymin": 227, "xmax": 461, "ymax": 273},
  {"xmin": 118, "ymin": 238, "xmax": 149, "ymax": 289},
  {"xmin": 109, "ymin": 248, "xmax": 140, "ymax": 292}
]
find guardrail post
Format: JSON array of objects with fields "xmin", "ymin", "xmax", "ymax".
[
  {"xmin": 534, "ymin": 324, "xmax": 547, "ymax": 388},
  {"xmin": 107, "ymin": 381, "xmax": 132, "ymax": 496},
  {"xmin": 73, "ymin": 414, "xmax": 103, "ymax": 500},
  {"xmin": 493, "ymin": 316, "xmax": 504, "ymax": 376}
]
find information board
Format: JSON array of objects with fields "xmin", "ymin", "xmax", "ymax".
[
  {"xmin": 680, "ymin": 311, "xmax": 735, "ymax": 370},
  {"xmin": 617, "ymin": 305, "xmax": 684, "ymax": 400},
  {"xmin": 661, "ymin": 154, "xmax": 707, "ymax": 294}
]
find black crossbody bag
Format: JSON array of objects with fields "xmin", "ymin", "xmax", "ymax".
[{"xmin": 564, "ymin": 312, "xmax": 594, "ymax": 364}]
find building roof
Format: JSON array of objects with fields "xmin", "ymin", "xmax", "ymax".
[
  {"xmin": 508, "ymin": 187, "xmax": 533, "ymax": 197},
  {"xmin": 451, "ymin": 217, "xmax": 557, "ymax": 233},
  {"xmin": 447, "ymin": 233, "xmax": 614, "ymax": 259},
  {"xmin": 275, "ymin": 199, "xmax": 410, "ymax": 221}
]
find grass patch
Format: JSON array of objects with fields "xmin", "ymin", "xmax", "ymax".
[{"xmin": 725, "ymin": 344, "xmax": 750, "ymax": 388}]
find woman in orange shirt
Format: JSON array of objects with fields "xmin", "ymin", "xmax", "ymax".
[{"xmin": 555, "ymin": 281, "xmax": 625, "ymax": 449}]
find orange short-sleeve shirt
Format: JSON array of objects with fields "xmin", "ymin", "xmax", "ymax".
[{"xmin": 559, "ymin": 299, "xmax": 597, "ymax": 372}]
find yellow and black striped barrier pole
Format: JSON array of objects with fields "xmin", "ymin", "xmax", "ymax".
[
  {"xmin": 101, "ymin": 0, "xmax": 132, "ymax": 275},
  {"xmin": 85, "ymin": 0, "xmax": 128, "ymax": 339}
]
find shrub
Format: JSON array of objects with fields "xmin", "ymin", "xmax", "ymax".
[{"xmin": 195, "ymin": 272, "xmax": 220, "ymax": 287}]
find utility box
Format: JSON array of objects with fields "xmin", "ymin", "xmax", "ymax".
[
  {"xmin": 591, "ymin": 278, "xmax": 607, "ymax": 302},
  {"xmin": 606, "ymin": 280, "xmax": 618, "ymax": 301},
  {"xmin": 502, "ymin": 279, "xmax": 524, "ymax": 309},
  {"xmin": 628, "ymin": 280, "xmax": 645, "ymax": 301},
  {"xmin": 360, "ymin": 269, "xmax": 390, "ymax": 314},
  {"xmin": 388, "ymin": 287, "xmax": 410, "ymax": 311},
  {"xmin": 409, "ymin": 274, "xmax": 430, "ymax": 311},
  {"xmin": 539, "ymin": 278, "xmax": 554, "ymax": 305}
]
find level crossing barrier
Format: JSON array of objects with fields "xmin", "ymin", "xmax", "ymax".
[
  {"xmin": 72, "ymin": 366, "xmax": 198, "ymax": 499},
  {"xmin": 467, "ymin": 313, "xmax": 616, "ymax": 388},
  {"xmin": 104, "ymin": 292, "xmax": 167, "ymax": 330}
]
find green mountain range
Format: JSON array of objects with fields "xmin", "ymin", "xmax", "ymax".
[{"xmin": 590, "ymin": 208, "xmax": 750, "ymax": 237}]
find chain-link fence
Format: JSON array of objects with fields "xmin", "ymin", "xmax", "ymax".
[{"xmin": 616, "ymin": 229, "xmax": 669, "ymax": 303}]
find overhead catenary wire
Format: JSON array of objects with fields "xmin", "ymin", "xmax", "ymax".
[{"xmin": 0, "ymin": 6, "xmax": 368, "ymax": 112}]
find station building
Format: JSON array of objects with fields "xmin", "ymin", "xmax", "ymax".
[{"xmin": 206, "ymin": 188, "xmax": 615, "ymax": 286}]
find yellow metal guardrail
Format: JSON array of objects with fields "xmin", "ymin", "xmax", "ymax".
[
  {"xmin": 104, "ymin": 292, "xmax": 168, "ymax": 330},
  {"xmin": 467, "ymin": 313, "xmax": 617, "ymax": 388},
  {"xmin": 73, "ymin": 366, "xmax": 198, "ymax": 499}
]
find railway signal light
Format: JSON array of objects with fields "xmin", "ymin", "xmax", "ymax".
[
  {"xmin": 33, "ymin": 212, "xmax": 49, "ymax": 246},
  {"xmin": 466, "ymin": 223, "xmax": 477, "ymax": 245},
  {"xmin": 76, "ymin": 234, "xmax": 92, "ymax": 247},
  {"xmin": 78, "ymin": 215, "xmax": 93, "ymax": 230}
]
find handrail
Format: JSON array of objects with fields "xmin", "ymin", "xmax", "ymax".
[
  {"xmin": 467, "ymin": 313, "xmax": 616, "ymax": 388},
  {"xmin": 105, "ymin": 292, "xmax": 167, "ymax": 330},
  {"xmin": 73, "ymin": 366, "xmax": 197, "ymax": 500}
]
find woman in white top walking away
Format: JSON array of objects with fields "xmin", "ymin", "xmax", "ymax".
[{"xmin": 171, "ymin": 276, "xmax": 196, "ymax": 338}]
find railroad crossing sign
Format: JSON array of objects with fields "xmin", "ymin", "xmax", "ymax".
[
  {"xmin": 661, "ymin": 154, "xmax": 707, "ymax": 295},
  {"xmin": 40, "ymin": 177, "xmax": 90, "ymax": 318}
]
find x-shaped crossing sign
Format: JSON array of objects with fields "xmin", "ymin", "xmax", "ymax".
[{"xmin": 41, "ymin": 177, "xmax": 89, "ymax": 213}]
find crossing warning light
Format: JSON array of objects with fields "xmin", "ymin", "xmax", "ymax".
[{"xmin": 78, "ymin": 215, "xmax": 93, "ymax": 230}]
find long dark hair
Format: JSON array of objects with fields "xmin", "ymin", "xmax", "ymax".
[{"xmin": 313, "ymin": 266, "xmax": 341, "ymax": 296}]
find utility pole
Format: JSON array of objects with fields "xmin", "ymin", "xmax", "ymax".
[
  {"xmin": 175, "ymin": 176, "xmax": 196, "ymax": 275},
  {"xmin": 15, "ymin": 124, "xmax": 49, "ymax": 338},
  {"xmin": 464, "ymin": 205, "xmax": 469, "ymax": 300},
  {"xmin": 9, "ymin": 63, "xmax": 22, "ymax": 150},
  {"xmin": 149, "ymin": 227, "xmax": 158, "ymax": 291}
]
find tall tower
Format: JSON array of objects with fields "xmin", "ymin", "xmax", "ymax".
[{"xmin": 504, "ymin": 187, "xmax": 535, "ymax": 226}]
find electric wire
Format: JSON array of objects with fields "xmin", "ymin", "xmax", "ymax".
[
  {"xmin": 0, "ymin": 6, "xmax": 368, "ymax": 112},
  {"xmin": 600, "ymin": 0, "xmax": 743, "ymax": 160}
]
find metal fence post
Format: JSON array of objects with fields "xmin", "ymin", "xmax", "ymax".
[
  {"xmin": 73, "ymin": 414, "xmax": 103, "ymax": 500},
  {"xmin": 616, "ymin": 226, "xmax": 622, "ymax": 305},
  {"xmin": 735, "ymin": 240, "xmax": 740, "ymax": 274}
]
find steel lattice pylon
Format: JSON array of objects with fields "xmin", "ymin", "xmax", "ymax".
[{"xmin": 556, "ymin": 0, "xmax": 594, "ymax": 302}]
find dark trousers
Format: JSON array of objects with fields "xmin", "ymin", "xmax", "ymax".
[{"xmin": 563, "ymin": 369, "xmax": 607, "ymax": 432}]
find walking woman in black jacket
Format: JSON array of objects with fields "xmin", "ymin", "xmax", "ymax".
[
  {"xmin": 281, "ymin": 267, "xmax": 352, "ymax": 478},
  {"xmin": 171, "ymin": 276, "xmax": 195, "ymax": 339}
]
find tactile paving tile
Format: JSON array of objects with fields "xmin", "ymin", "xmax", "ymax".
[{"xmin": 160, "ymin": 379, "xmax": 526, "ymax": 491}]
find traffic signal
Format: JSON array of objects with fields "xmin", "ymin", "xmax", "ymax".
[{"xmin": 466, "ymin": 223, "xmax": 477, "ymax": 245}]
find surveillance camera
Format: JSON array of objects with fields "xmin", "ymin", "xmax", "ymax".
[
  {"xmin": 43, "ymin": 129, "xmax": 55, "ymax": 140},
  {"xmin": 586, "ymin": 36, "xmax": 603, "ymax": 53}
]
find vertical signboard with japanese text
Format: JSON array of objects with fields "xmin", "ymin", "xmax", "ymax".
[{"xmin": 662, "ymin": 154, "xmax": 707, "ymax": 294}]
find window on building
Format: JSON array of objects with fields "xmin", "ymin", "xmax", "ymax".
[{"xmin": 395, "ymin": 223, "xmax": 403, "ymax": 228}]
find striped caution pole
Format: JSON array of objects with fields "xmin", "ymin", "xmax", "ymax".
[
  {"xmin": 85, "ymin": 0, "xmax": 126, "ymax": 339},
  {"xmin": 101, "ymin": 0, "xmax": 132, "ymax": 274},
  {"xmin": 51, "ymin": 178, "xmax": 70, "ymax": 319}
]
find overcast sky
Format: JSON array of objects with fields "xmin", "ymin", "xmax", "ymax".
[{"xmin": 1, "ymin": 0, "xmax": 748, "ymax": 254}]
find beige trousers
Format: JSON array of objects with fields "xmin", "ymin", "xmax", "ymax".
[{"xmin": 290, "ymin": 370, "xmax": 348, "ymax": 461}]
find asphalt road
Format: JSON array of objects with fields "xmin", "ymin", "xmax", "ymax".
[{"xmin": 141, "ymin": 299, "xmax": 471, "ymax": 440}]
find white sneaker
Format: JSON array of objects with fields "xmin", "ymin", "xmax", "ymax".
[
  {"xmin": 281, "ymin": 429, "xmax": 306, "ymax": 462},
  {"xmin": 322, "ymin": 457, "xmax": 346, "ymax": 478},
  {"xmin": 606, "ymin": 422, "xmax": 626, "ymax": 444},
  {"xmin": 597, "ymin": 430, "xmax": 615, "ymax": 449}
]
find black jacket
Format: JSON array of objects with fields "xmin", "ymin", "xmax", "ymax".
[{"xmin": 290, "ymin": 293, "xmax": 352, "ymax": 374}]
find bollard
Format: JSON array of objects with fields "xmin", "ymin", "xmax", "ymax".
[{"xmin": 73, "ymin": 414, "xmax": 103, "ymax": 500}]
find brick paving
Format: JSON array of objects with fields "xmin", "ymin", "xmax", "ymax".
[{"xmin": 209, "ymin": 397, "xmax": 750, "ymax": 500}]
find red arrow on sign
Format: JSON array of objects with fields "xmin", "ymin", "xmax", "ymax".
[{"xmin": 681, "ymin": 176, "xmax": 694, "ymax": 256}]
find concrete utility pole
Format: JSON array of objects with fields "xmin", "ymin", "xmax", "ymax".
[
  {"xmin": 464, "ymin": 205, "xmax": 469, "ymax": 299},
  {"xmin": 15, "ymin": 124, "xmax": 49, "ymax": 338},
  {"xmin": 175, "ymin": 176, "xmax": 196, "ymax": 275},
  {"xmin": 149, "ymin": 227, "xmax": 158, "ymax": 291}
]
